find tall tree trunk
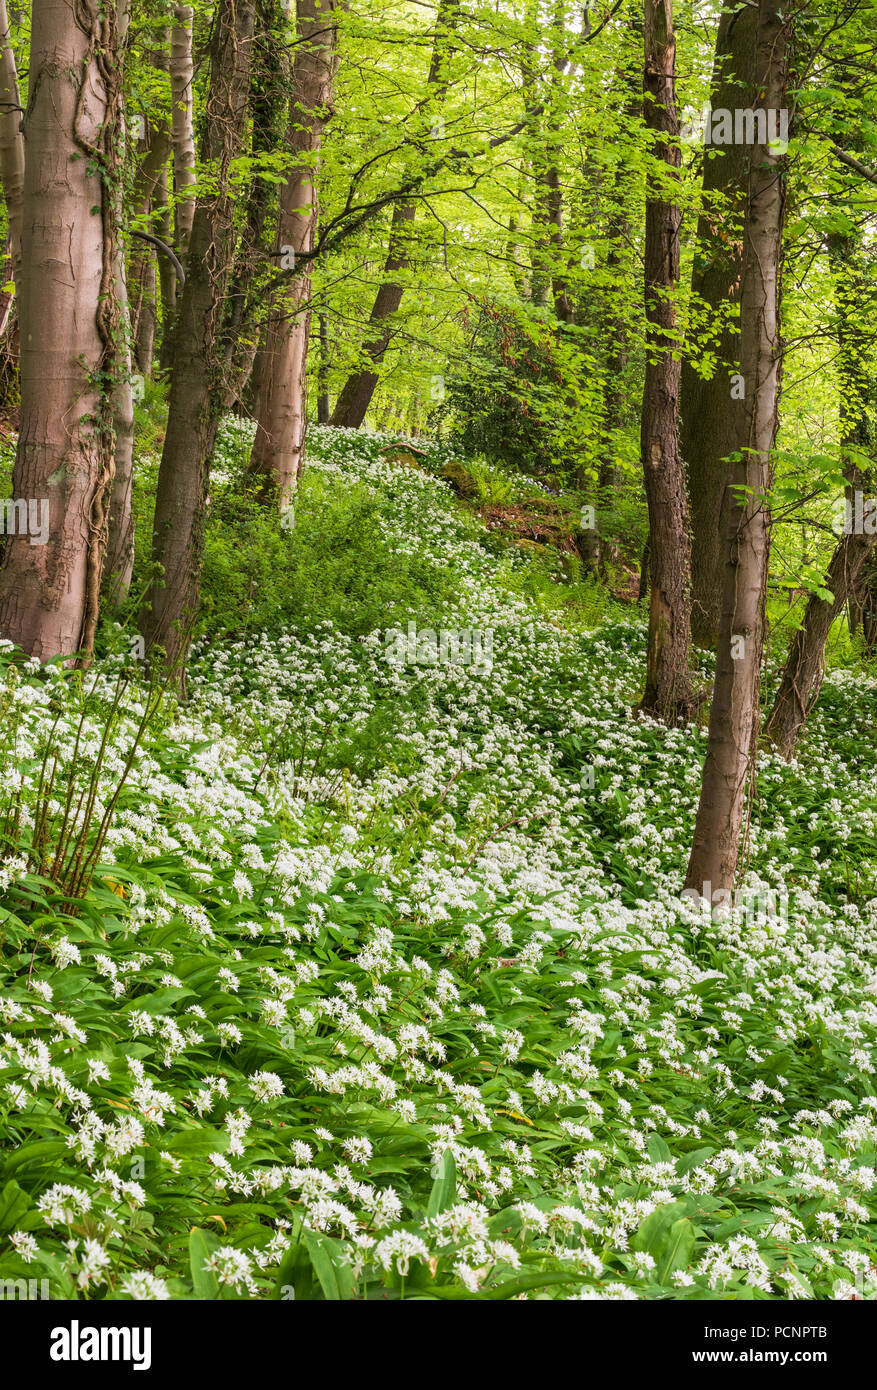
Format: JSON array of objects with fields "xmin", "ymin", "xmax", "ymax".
[
  {"xmin": 171, "ymin": 5, "xmax": 197, "ymax": 259},
  {"xmin": 317, "ymin": 310, "xmax": 330, "ymax": 423},
  {"xmin": 329, "ymin": 0, "xmax": 458, "ymax": 428},
  {"xmin": 0, "ymin": 0, "xmax": 24, "ymax": 296},
  {"xmin": 529, "ymin": 0, "xmax": 575, "ymax": 323},
  {"xmin": 140, "ymin": 0, "xmax": 255, "ymax": 671},
  {"xmin": 0, "ymin": 0, "xmax": 122, "ymax": 660},
  {"xmin": 249, "ymin": 0, "xmax": 337, "ymax": 504},
  {"xmin": 685, "ymin": 0, "xmax": 789, "ymax": 897},
  {"xmin": 850, "ymin": 549, "xmax": 877, "ymax": 650},
  {"xmin": 593, "ymin": 39, "xmax": 641, "ymax": 576},
  {"xmin": 765, "ymin": 231, "xmax": 875, "ymax": 757},
  {"xmin": 129, "ymin": 120, "xmax": 173, "ymax": 375},
  {"xmin": 0, "ymin": 0, "xmax": 25, "ymax": 399},
  {"xmin": 151, "ymin": 27, "xmax": 178, "ymax": 371},
  {"xmin": 639, "ymin": 0, "xmax": 693, "ymax": 722},
  {"xmin": 328, "ymin": 200, "xmax": 416, "ymax": 429},
  {"xmin": 681, "ymin": 0, "xmax": 757, "ymax": 649},
  {"xmin": 155, "ymin": 156, "xmax": 177, "ymax": 371},
  {"xmin": 219, "ymin": 0, "xmax": 290, "ymax": 417},
  {"xmin": 104, "ymin": 0, "xmax": 137, "ymax": 611}
]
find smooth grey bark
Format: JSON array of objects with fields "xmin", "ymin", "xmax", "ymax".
[{"xmin": 0, "ymin": 0, "xmax": 121, "ymax": 660}]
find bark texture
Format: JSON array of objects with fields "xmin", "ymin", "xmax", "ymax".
[
  {"xmin": 685, "ymin": 0, "xmax": 789, "ymax": 896},
  {"xmin": 249, "ymin": 0, "xmax": 337, "ymax": 505},
  {"xmin": 680, "ymin": 0, "xmax": 757, "ymax": 648},
  {"xmin": 0, "ymin": 0, "xmax": 121, "ymax": 660},
  {"xmin": 171, "ymin": 5, "xmax": 197, "ymax": 258},
  {"xmin": 140, "ymin": 0, "xmax": 255, "ymax": 671},
  {"xmin": 219, "ymin": 0, "xmax": 290, "ymax": 417},
  {"xmin": 104, "ymin": 0, "xmax": 136, "ymax": 610},
  {"xmin": 0, "ymin": 0, "xmax": 25, "ymax": 296},
  {"xmin": 0, "ymin": 0, "xmax": 25, "ymax": 397},
  {"xmin": 639, "ymin": 0, "xmax": 693, "ymax": 722},
  {"xmin": 129, "ymin": 120, "xmax": 172, "ymax": 375}
]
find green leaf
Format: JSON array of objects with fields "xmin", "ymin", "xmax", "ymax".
[
  {"xmin": 426, "ymin": 1148, "xmax": 457, "ymax": 1220},
  {"xmin": 302, "ymin": 1231, "xmax": 356, "ymax": 1300},
  {"xmin": 646, "ymin": 1133, "xmax": 672, "ymax": 1164},
  {"xmin": 0, "ymin": 1180, "xmax": 31, "ymax": 1233},
  {"xmin": 188, "ymin": 1228, "xmax": 220, "ymax": 1299},
  {"xmin": 657, "ymin": 1218, "xmax": 696, "ymax": 1282}
]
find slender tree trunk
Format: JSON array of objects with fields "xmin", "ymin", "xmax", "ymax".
[
  {"xmin": 594, "ymin": 46, "xmax": 640, "ymax": 576},
  {"xmin": 104, "ymin": 0, "xmax": 137, "ymax": 610},
  {"xmin": 219, "ymin": 0, "xmax": 290, "ymax": 416},
  {"xmin": 249, "ymin": 0, "xmax": 337, "ymax": 503},
  {"xmin": 765, "ymin": 231, "xmax": 875, "ymax": 757},
  {"xmin": 685, "ymin": 0, "xmax": 789, "ymax": 897},
  {"xmin": 681, "ymin": 0, "xmax": 757, "ymax": 649},
  {"xmin": 639, "ymin": 0, "xmax": 693, "ymax": 722},
  {"xmin": 529, "ymin": 0, "xmax": 575, "ymax": 323},
  {"xmin": 155, "ymin": 157, "xmax": 177, "ymax": 371},
  {"xmin": 0, "ymin": 0, "xmax": 24, "ymax": 296},
  {"xmin": 329, "ymin": 201, "xmax": 416, "ymax": 429},
  {"xmin": 0, "ymin": 0, "xmax": 25, "ymax": 400},
  {"xmin": 329, "ymin": 0, "xmax": 458, "ymax": 428},
  {"xmin": 0, "ymin": 0, "xmax": 122, "ymax": 660},
  {"xmin": 129, "ymin": 120, "xmax": 172, "ymax": 375},
  {"xmin": 151, "ymin": 28, "xmax": 178, "ymax": 371},
  {"xmin": 171, "ymin": 5, "xmax": 197, "ymax": 258},
  {"xmin": 317, "ymin": 310, "xmax": 330, "ymax": 423},
  {"xmin": 140, "ymin": 0, "xmax": 255, "ymax": 671}
]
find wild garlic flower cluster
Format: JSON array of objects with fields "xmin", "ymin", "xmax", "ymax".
[{"xmin": 0, "ymin": 430, "xmax": 875, "ymax": 1299}]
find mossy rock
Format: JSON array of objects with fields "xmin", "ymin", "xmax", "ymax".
[{"xmin": 438, "ymin": 460, "xmax": 478, "ymax": 498}]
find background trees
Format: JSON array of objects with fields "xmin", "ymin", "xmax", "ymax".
[{"xmin": 0, "ymin": 0, "xmax": 874, "ymax": 903}]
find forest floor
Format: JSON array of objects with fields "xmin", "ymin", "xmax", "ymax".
[{"xmin": 0, "ymin": 427, "xmax": 876, "ymax": 1300}]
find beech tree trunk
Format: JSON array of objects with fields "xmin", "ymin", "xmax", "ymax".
[
  {"xmin": 329, "ymin": 200, "xmax": 416, "ymax": 429},
  {"xmin": 155, "ymin": 157, "xmax": 177, "ymax": 371},
  {"xmin": 0, "ymin": 0, "xmax": 121, "ymax": 660},
  {"xmin": 152, "ymin": 28, "xmax": 178, "ymax": 370},
  {"xmin": 0, "ymin": 0, "xmax": 24, "ymax": 296},
  {"xmin": 685, "ymin": 0, "xmax": 789, "ymax": 897},
  {"xmin": 171, "ymin": 5, "xmax": 197, "ymax": 259},
  {"xmin": 681, "ymin": 0, "xmax": 757, "ymax": 649},
  {"xmin": 317, "ymin": 310, "xmax": 330, "ymax": 423},
  {"xmin": 140, "ymin": 0, "xmax": 255, "ymax": 671},
  {"xmin": 219, "ymin": 0, "xmax": 289, "ymax": 417},
  {"xmin": 329, "ymin": 0, "xmax": 458, "ymax": 428},
  {"xmin": 765, "ymin": 231, "xmax": 875, "ymax": 757},
  {"xmin": 129, "ymin": 119, "xmax": 173, "ymax": 375},
  {"xmin": 527, "ymin": 0, "xmax": 575, "ymax": 323},
  {"xmin": 0, "ymin": 0, "xmax": 25, "ymax": 398},
  {"xmin": 850, "ymin": 549, "xmax": 877, "ymax": 649},
  {"xmin": 104, "ymin": 0, "xmax": 136, "ymax": 610},
  {"xmin": 595, "ymin": 42, "xmax": 640, "ymax": 576},
  {"xmin": 639, "ymin": 0, "xmax": 693, "ymax": 722},
  {"xmin": 249, "ymin": 0, "xmax": 337, "ymax": 504}
]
